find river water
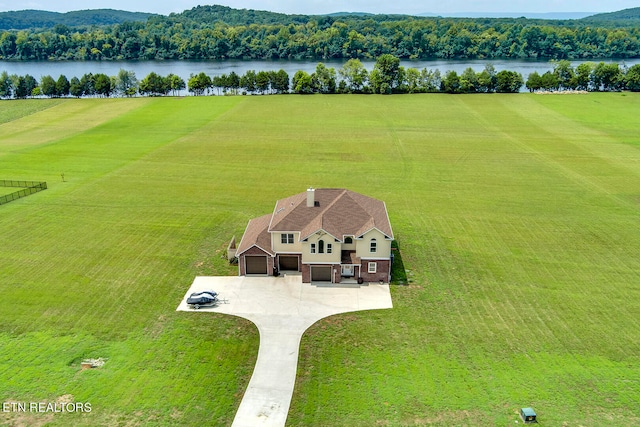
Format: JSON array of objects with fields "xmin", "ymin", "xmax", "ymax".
[{"xmin": 1, "ymin": 58, "xmax": 638, "ymax": 94}]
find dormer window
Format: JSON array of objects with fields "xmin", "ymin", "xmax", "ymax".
[
  {"xmin": 370, "ymin": 238, "xmax": 377, "ymax": 253},
  {"xmin": 344, "ymin": 237, "xmax": 353, "ymax": 244},
  {"xmin": 281, "ymin": 233, "xmax": 294, "ymax": 244}
]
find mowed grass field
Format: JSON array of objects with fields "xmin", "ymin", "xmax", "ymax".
[{"xmin": 0, "ymin": 93, "xmax": 639, "ymax": 426}]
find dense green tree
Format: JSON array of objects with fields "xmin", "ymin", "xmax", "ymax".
[
  {"xmin": 311, "ymin": 62, "xmax": 336, "ymax": 94},
  {"xmin": 23, "ymin": 74, "xmax": 37, "ymax": 95},
  {"xmin": 404, "ymin": 67, "xmax": 422, "ymax": 93},
  {"xmin": 240, "ymin": 70, "xmax": 257, "ymax": 93},
  {"xmin": 93, "ymin": 73, "xmax": 112, "ymax": 97},
  {"xmin": 553, "ymin": 60, "xmax": 576, "ymax": 90},
  {"xmin": 115, "ymin": 69, "xmax": 138, "ymax": 96},
  {"xmin": 55, "ymin": 74, "xmax": 70, "ymax": 97},
  {"xmin": 211, "ymin": 75, "xmax": 225, "ymax": 95},
  {"xmin": 0, "ymin": 70, "xmax": 11, "ymax": 97},
  {"xmin": 338, "ymin": 58, "xmax": 368, "ymax": 93},
  {"xmin": 13, "ymin": 75, "xmax": 28, "ymax": 98},
  {"xmin": 270, "ymin": 69, "xmax": 289, "ymax": 94},
  {"xmin": 80, "ymin": 73, "xmax": 95, "ymax": 96},
  {"xmin": 575, "ymin": 62, "xmax": 595, "ymax": 90},
  {"xmin": 40, "ymin": 75, "xmax": 56, "ymax": 97},
  {"xmin": 227, "ymin": 71, "xmax": 240, "ymax": 94},
  {"xmin": 593, "ymin": 62, "xmax": 623, "ymax": 91},
  {"xmin": 540, "ymin": 71, "xmax": 560, "ymax": 91},
  {"xmin": 292, "ymin": 70, "xmax": 313, "ymax": 94},
  {"xmin": 442, "ymin": 70, "xmax": 461, "ymax": 93},
  {"xmin": 495, "ymin": 70, "xmax": 524, "ymax": 93},
  {"xmin": 396, "ymin": 66, "xmax": 408, "ymax": 93},
  {"xmin": 420, "ymin": 68, "xmax": 442, "ymax": 92},
  {"xmin": 255, "ymin": 70, "xmax": 270, "ymax": 94},
  {"xmin": 625, "ymin": 64, "xmax": 640, "ymax": 91},
  {"xmin": 368, "ymin": 69, "xmax": 387, "ymax": 94},
  {"xmin": 69, "ymin": 76, "xmax": 83, "ymax": 97},
  {"xmin": 369, "ymin": 54, "xmax": 401, "ymax": 94},
  {"xmin": 187, "ymin": 72, "xmax": 210, "ymax": 96},
  {"xmin": 526, "ymin": 71, "xmax": 543, "ymax": 92},
  {"xmin": 167, "ymin": 74, "xmax": 185, "ymax": 96},
  {"xmin": 477, "ymin": 64, "xmax": 497, "ymax": 93},
  {"xmin": 460, "ymin": 67, "xmax": 479, "ymax": 93}
]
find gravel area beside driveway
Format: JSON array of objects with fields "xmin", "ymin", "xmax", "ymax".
[{"xmin": 177, "ymin": 275, "xmax": 393, "ymax": 427}]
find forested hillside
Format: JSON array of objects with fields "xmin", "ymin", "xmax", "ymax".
[
  {"xmin": 583, "ymin": 7, "xmax": 640, "ymax": 23},
  {"xmin": 0, "ymin": 4, "xmax": 639, "ymax": 61},
  {"xmin": 0, "ymin": 9, "xmax": 154, "ymax": 30}
]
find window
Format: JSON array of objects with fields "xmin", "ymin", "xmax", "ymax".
[
  {"xmin": 281, "ymin": 233, "xmax": 294, "ymax": 244},
  {"xmin": 327, "ymin": 243, "xmax": 332, "ymax": 254},
  {"xmin": 318, "ymin": 239, "xmax": 325, "ymax": 254},
  {"xmin": 370, "ymin": 238, "xmax": 377, "ymax": 253},
  {"xmin": 310, "ymin": 243, "xmax": 316, "ymax": 254},
  {"xmin": 344, "ymin": 237, "xmax": 353, "ymax": 244},
  {"xmin": 368, "ymin": 262, "xmax": 377, "ymax": 273}
]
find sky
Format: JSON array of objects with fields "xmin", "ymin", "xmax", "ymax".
[{"xmin": 0, "ymin": 0, "xmax": 637, "ymax": 16}]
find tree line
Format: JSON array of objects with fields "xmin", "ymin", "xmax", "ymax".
[
  {"xmin": 3, "ymin": 55, "xmax": 640, "ymax": 99},
  {"xmin": 1, "ymin": 5, "xmax": 640, "ymax": 61},
  {"xmin": 525, "ymin": 59, "xmax": 640, "ymax": 91}
]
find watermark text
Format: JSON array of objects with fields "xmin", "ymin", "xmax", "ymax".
[{"xmin": 2, "ymin": 401, "xmax": 91, "ymax": 413}]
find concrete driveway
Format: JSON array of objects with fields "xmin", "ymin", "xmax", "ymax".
[{"xmin": 176, "ymin": 275, "xmax": 393, "ymax": 427}]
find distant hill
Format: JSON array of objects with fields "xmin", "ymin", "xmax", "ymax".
[
  {"xmin": 177, "ymin": 5, "xmax": 310, "ymax": 25},
  {"xmin": 420, "ymin": 11, "xmax": 594, "ymax": 20},
  {"xmin": 0, "ymin": 9, "xmax": 155, "ymax": 30},
  {"xmin": 325, "ymin": 12, "xmax": 376, "ymax": 18},
  {"xmin": 582, "ymin": 7, "xmax": 640, "ymax": 22},
  {"xmin": 170, "ymin": 5, "xmax": 411, "ymax": 26}
]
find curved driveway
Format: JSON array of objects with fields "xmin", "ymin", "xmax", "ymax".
[{"xmin": 177, "ymin": 275, "xmax": 393, "ymax": 427}]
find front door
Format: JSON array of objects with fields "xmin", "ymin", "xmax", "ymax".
[{"xmin": 341, "ymin": 264, "xmax": 354, "ymax": 277}]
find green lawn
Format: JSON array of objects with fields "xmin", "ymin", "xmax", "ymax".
[
  {"xmin": 1, "ymin": 93, "xmax": 639, "ymax": 426},
  {"xmin": 0, "ymin": 187, "xmax": 18, "ymax": 197}
]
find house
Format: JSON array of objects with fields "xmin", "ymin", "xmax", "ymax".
[{"xmin": 235, "ymin": 188, "xmax": 394, "ymax": 284}]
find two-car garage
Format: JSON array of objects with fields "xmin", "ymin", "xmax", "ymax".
[{"xmin": 246, "ymin": 255, "xmax": 301, "ymax": 275}]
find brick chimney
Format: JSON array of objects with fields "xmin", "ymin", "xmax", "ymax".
[{"xmin": 307, "ymin": 187, "xmax": 315, "ymax": 207}]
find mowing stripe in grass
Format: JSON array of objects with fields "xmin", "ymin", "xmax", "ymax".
[{"xmin": 0, "ymin": 98, "xmax": 63, "ymax": 125}]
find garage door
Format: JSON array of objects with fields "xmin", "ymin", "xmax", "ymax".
[
  {"xmin": 311, "ymin": 266, "xmax": 331, "ymax": 282},
  {"xmin": 279, "ymin": 256, "xmax": 298, "ymax": 271},
  {"xmin": 245, "ymin": 256, "xmax": 267, "ymax": 275}
]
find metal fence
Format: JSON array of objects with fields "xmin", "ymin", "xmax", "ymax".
[{"xmin": 0, "ymin": 181, "xmax": 47, "ymax": 206}]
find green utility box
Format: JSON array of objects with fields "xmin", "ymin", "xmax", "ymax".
[{"xmin": 520, "ymin": 407, "xmax": 537, "ymax": 423}]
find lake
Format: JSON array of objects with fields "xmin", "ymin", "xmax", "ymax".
[{"xmin": 1, "ymin": 58, "xmax": 638, "ymax": 94}]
